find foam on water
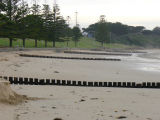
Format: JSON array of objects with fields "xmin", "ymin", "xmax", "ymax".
[
  {"xmin": 105, "ymin": 51, "xmax": 160, "ymax": 73},
  {"xmin": 129, "ymin": 51, "xmax": 160, "ymax": 72}
]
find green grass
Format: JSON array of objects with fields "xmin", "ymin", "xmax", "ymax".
[{"xmin": 0, "ymin": 37, "xmax": 135, "ymax": 49}]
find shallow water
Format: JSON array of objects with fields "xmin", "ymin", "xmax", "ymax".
[
  {"xmin": 105, "ymin": 50, "xmax": 160, "ymax": 73},
  {"xmin": 129, "ymin": 50, "xmax": 160, "ymax": 72}
]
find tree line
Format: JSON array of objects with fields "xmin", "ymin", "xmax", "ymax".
[
  {"xmin": 0, "ymin": 0, "xmax": 82, "ymax": 47},
  {"xmin": 83, "ymin": 16, "xmax": 160, "ymax": 47}
]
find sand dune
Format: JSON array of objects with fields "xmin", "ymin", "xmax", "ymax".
[{"xmin": 0, "ymin": 78, "xmax": 28, "ymax": 105}]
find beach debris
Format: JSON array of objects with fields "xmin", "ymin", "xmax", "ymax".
[
  {"xmin": 0, "ymin": 58, "xmax": 8, "ymax": 62},
  {"xmin": 109, "ymin": 115, "xmax": 113, "ymax": 118},
  {"xmin": 15, "ymin": 114, "xmax": 20, "ymax": 120},
  {"xmin": 54, "ymin": 71, "xmax": 59, "ymax": 73},
  {"xmin": 116, "ymin": 116, "xmax": 127, "ymax": 119},
  {"xmin": 54, "ymin": 118, "xmax": 63, "ymax": 120},
  {"xmin": 79, "ymin": 99, "xmax": 86, "ymax": 102},
  {"xmin": 146, "ymin": 118, "xmax": 152, "ymax": 120},
  {"xmin": 90, "ymin": 98, "xmax": 99, "ymax": 100},
  {"xmin": 52, "ymin": 107, "xmax": 56, "ymax": 109},
  {"xmin": 122, "ymin": 110, "xmax": 128, "ymax": 112}
]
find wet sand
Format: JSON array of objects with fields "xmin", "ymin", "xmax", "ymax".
[{"xmin": 0, "ymin": 49, "xmax": 160, "ymax": 120}]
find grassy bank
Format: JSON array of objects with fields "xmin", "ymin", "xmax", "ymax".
[
  {"xmin": 0, "ymin": 37, "xmax": 136, "ymax": 49},
  {"xmin": 113, "ymin": 33, "xmax": 160, "ymax": 48}
]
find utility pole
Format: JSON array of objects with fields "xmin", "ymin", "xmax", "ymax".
[
  {"xmin": 75, "ymin": 11, "xmax": 78, "ymax": 27},
  {"xmin": 66, "ymin": 16, "xmax": 71, "ymax": 47}
]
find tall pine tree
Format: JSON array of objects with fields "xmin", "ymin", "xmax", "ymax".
[{"xmin": 0, "ymin": 0, "xmax": 20, "ymax": 47}]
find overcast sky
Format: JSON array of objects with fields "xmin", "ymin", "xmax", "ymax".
[{"xmin": 29, "ymin": 0, "xmax": 160, "ymax": 29}]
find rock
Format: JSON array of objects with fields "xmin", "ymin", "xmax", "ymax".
[{"xmin": 116, "ymin": 116, "xmax": 127, "ymax": 119}]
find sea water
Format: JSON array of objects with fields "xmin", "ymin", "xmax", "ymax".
[{"xmin": 129, "ymin": 50, "xmax": 160, "ymax": 72}]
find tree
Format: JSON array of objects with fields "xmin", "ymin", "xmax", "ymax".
[
  {"xmin": 16, "ymin": 0, "xmax": 29, "ymax": 47},
  {"xmin": 52, "ymin": 3, "xmax": 61, "ymax": 47},
  {"xmin": 0, "ymin": 0, "xmax": 20, "ymax": 47},
  {"xmin": 31, "ymin": 4, "xmax": 41, "ymax": 15},
  {"xmin": 30, "ymin": 3, "xmax": 42, "ymax": 47},
  {"xmin": 64, "ymin": 26, "xmax": 73, "ymax": 47},
  {"xmin": 0, "ymin": 1, "xmax": 73, "ymax": 48},
  {"xmin": 21, "ymin": 14, "xmax": 43, "ymax": 47},
  {"xmin": 152, "ymin": 27, "xmax": 160, "ymax": 35},
  {"xmin": 82, "ymin": 24, "xmax": 97, "ymax": 38},
  {"xmin": 0, "ymin": 14, "xmax": 17, "ymax": 41},
  {"xmin": 134, "ymin": 26, "xmax": 145, "ymax": 33},
  {"xmin": 42, "ymin": 4, "xmax": 51, "ymax": 47},
  {"xmin": 108, "ymin": 22, "xmax": 128, "ymax": 36},
  {"xmin": 142, "ymin": 30, "xmax": 153, "ymax": 35},
  {"xmin": 47, "ymin": 3, "xmax": 67, "ymax": 47},
  {"xmin": 95, "ymin": 16, "xmax": 109, "ymax": 46},
  {"xmin": 72, "ymin": 26, "xmax": 82, "ymax": 47},
  {"xmin": 0, "ymin": 0, "xmax": 6, "ymax": 13}
]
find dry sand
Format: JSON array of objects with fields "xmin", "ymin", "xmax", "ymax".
[{"xmin": 0, "ymin": 49, "xmax": 160, "ymax": 120}]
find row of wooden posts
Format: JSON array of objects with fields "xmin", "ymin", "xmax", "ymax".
[{"xmin": 1, "ymin": 76, "xmax": 160, "ymax": 88}]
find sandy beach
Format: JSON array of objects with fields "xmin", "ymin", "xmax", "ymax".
[{"xmin": 0, "ymin": 49, "xmax": 160, "ymax": 120}]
